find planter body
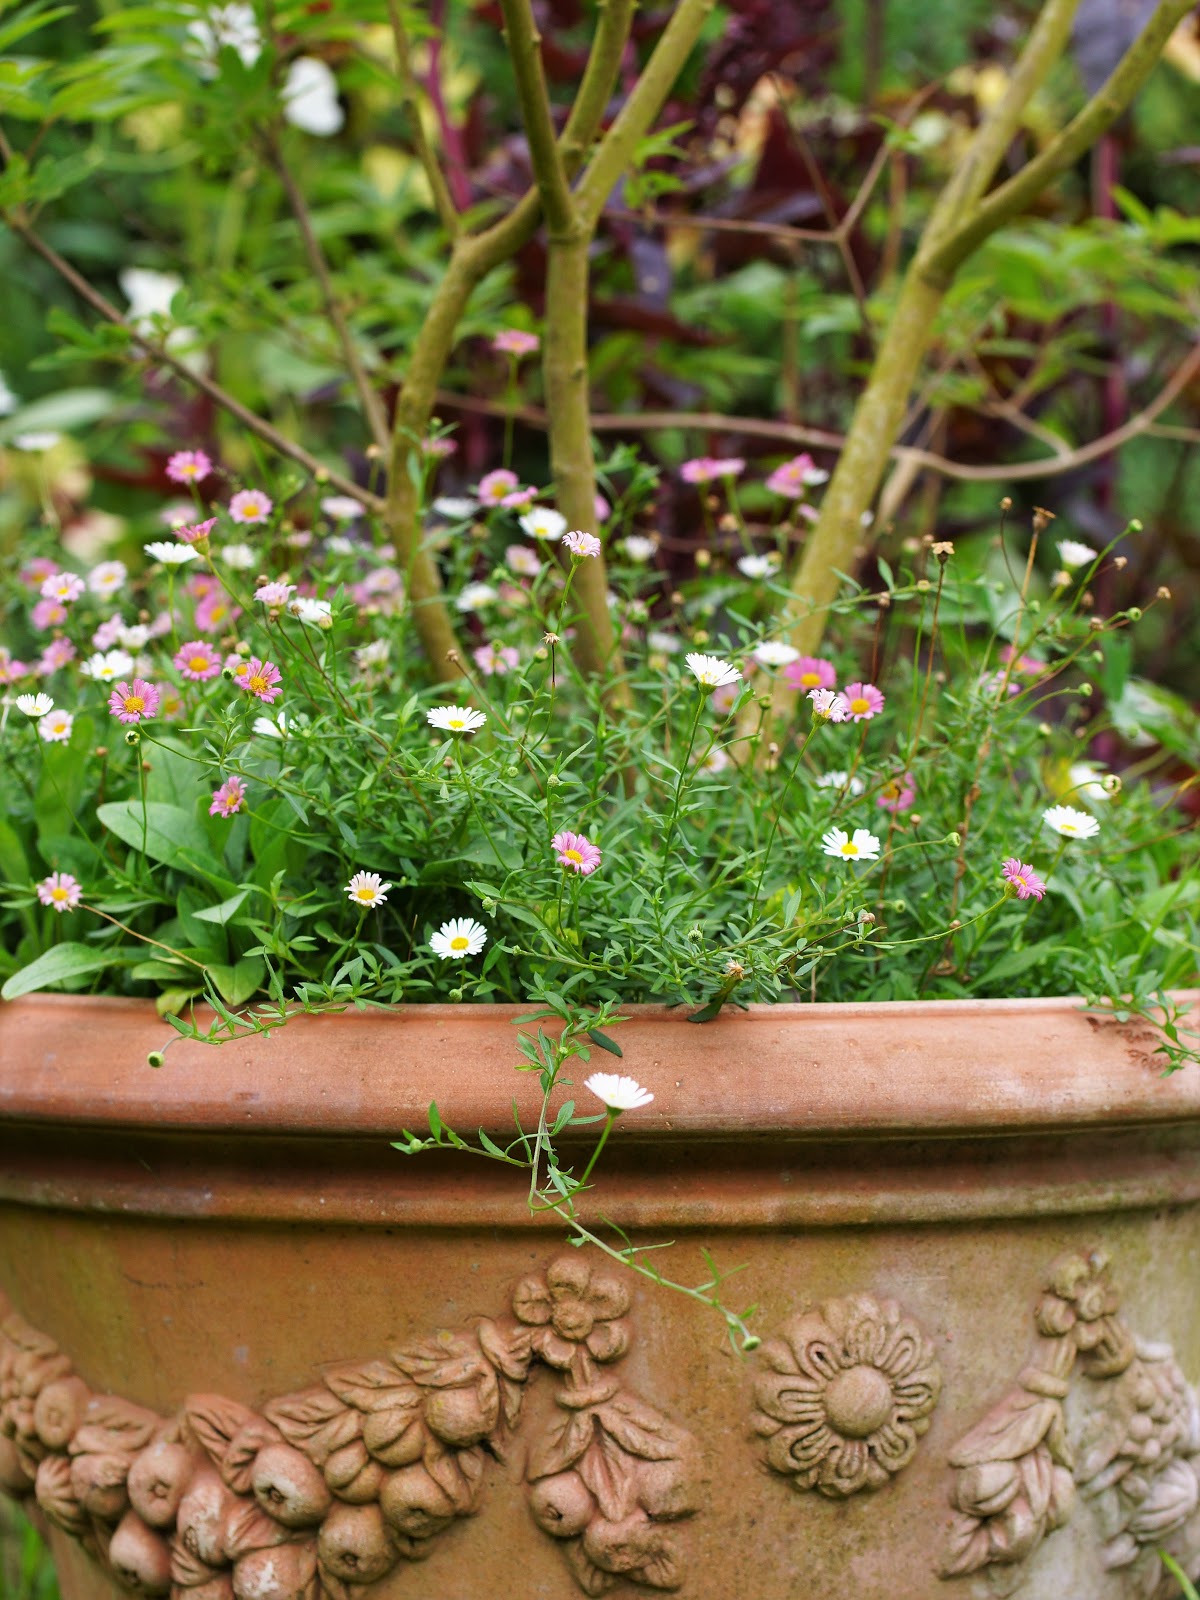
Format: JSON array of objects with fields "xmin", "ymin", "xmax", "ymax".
[{"xmin": 1, "ymin": 994, "xmax": 1199, "ymax": 1600}]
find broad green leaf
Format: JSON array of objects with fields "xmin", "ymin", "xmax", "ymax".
[
  {"xmin": 1, "ymin": 942, "xmax": 142, "ymax": 1001},
  {"xmin": 97, "ymin": 801, "xmax": 229, "ymax": 882},
  {"xmin": 206, "ymin": 954, "xmax": 265, "ymax": 1006},
  {"xmin": 193, "ymin": 888, "xmax": 254, "ymax": 925}
]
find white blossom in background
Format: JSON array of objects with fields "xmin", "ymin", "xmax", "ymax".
[
  {"xmin": 0, "ymin": 374, "xmax": 18, "ymax": 416},
  {"xmin": 12, "ymin": 432, "xmax": 62, "ymax": 452},
  {"xmin": 283, "ymin": 58, "xmax": 344, "ymax": 136},
  {"xmin": 186, "ymin": 4, "xmax": 262, "ymax": 76},
  {"xmin": 120, "ymin": 268, "xmax": 204, "ymax": 371}
]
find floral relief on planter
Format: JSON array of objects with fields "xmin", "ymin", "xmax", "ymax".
[
  {"xmin": 751, "ymin": 1293, "xmax": 943, "ymax": 1497},
  {"xmin": 0, "ymin": 1253, "xmax": 699, "ymax": 1599},
  {"xmin": 940, "ymin": 1248, "xmax": 1200, "ymax": 1592}
]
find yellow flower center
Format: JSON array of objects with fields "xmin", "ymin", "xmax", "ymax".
[
  {"xmin": 840, "ymin": 841, "xmax": 859, "ymax": 856},
  {"xmin": 50, "ymin": 886, "xmax": 69, "ymax": 902},
  {"xmin": 448, "ymin": 717, "xmax": 465, "ymax": 729},
  {"xmin": 123, "ymin": 694, "xmax": 145, "ymax": 714},
  {"xmin": 850, "ymin": 696, "xmax": 870, "ymax": 715},
  {"xmin": 180, "ymin": 464, "xmax": 198, "ymax": 477},
  {"xmin": 248, "ymin": 675, "xmax": 268, "ymax": 694},
  {"xmin": 354, "ymin": 887, "xmax": 375, "ymax": 902},
  {"xmin": 242, "ymin": 499, "xmax": 262, "ymax": 517},
  {"xmin": 565, "ymin": 849, "xmax": 584, "ymax": 864},
  {"xmin": 450, "ymin": 935, "xmax": 469, "ymax": 951},
  {"xmin": 801, "ymin": 671, "xmax": 822, "ymax": 687},
  {"xmin": 189, "ymin": 655, "xmax": 210, "ymax": 672}
]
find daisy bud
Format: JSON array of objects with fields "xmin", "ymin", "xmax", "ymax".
[
  {"xmin": 449, "ymin": 988, "xmax": 464, "ymax": 1002},
  {"xmin": 446, "ymin": 649, "xmax": 460, "ymax": 665},
  {"xmin": 1127, "ymin": 606, "xmax": 1142, "ymax": 621},
  {"xmin": 1157, "ymin": 586, "xmax": 1171, "ymax": 600},
  {"xmin": 147, "ymin": 1051, "xmax": 165, "ymax": 1069},
  {"xmin": 1128, "ymin": 518, "xmax": 1143, "ymax": 533},
  {"xmin": 543, "ymin": 632, "xmax": 560, "ymax": 646},
  {"xmin": 534, "ymin": 647, "xmax": 548, "ymax": 661},
  {"xmin": 1089, "ymin": 617, "xmax": 1105, "ymax": 630},
  {"xmin": 1078, "ymin": 683, "xmax": 1093, "ymax": 697},
  {"xmin": 1081, "ymin": 591, "xmax": 1094, "ymax": 608},
  {"xmin": 1000, "ymin": 497, "xmax": 1012, "ymax": 511},
  {"xmin": 1102, "ymin": 773, "xmax": 1122, "ymax": 794},
  {"xmin": 692, "ymin": 630, "xmax": 709, "ymax": 645},
  {"xmin": 948, "ymin": 918, "xmax": 962, "ymax": 930},
  {"xmin": 95, "ymin": 746, "xmax": 109, "ymax": 758},
  {"xmin": 687, "ymin": 925, "xmax": 703, "ymax": 941},
  {"xmin": 908, "ymin": 813, "xmax": 922, "ymax": 826},
  {"xmin": 365, "ymin": 444, "xmax": 382, "ymax": 459},
  {"xmin": 1051, "ymin": 570, "xmax": 1070, "ymax": 588},
  {"xmin": 124, "ymin": 729, "xmax": 140, "ymax": 746},
  {"xmin": 947, "ymin": 831, "xmax": 962, "ymax": 846},
  {"xmin": 1038, "ymin": 723, "xmax": 1053, "ymax": 738},
  {"xmin": 916, "ymin": 580, "xmax": 930, "ymax": 592},
  {"xmin": 670, "ymin": 591, "xmax": 685, "ymax": 607},
  {"xmin": 1113, "ymin": 555, "xmax": 1127, "ymax": 569},
  {"xmin": 315, "ymin": 467, "xmax": 329, "ymax": 482},
  {"xmin": 724, "ymin": 959, "xmax": 745, "ymax": 979},
  {"xmin": 767, "ymin": 742, "xmax": 780, "ymax": 758},
  {"xmin": 481, "ymin": 897, "xmax": 498, "ymax": 914},
  {"xmin": 1090, "ymin": 651, "xmax": 1104, "ymax": 665},
  {"xmin": 876, "ymin": 592, "xmax": 891, "ymax": 608},
  {"xmin": 1033, "ymin": 507, "xmax": 1055, "ymax": 532},
  {"xmin": 705, "ymin": 494, "xmax": 719, "ymax": 512},
  {"xmin": 547, "ymin": 774, "xmax": 561, "ymax": 787},
  {"xmin": 695, "ymin": 549, "xmax": 711, "ymax": 569},
  {"xmin": 932, "ymin": 540, "xmax": 955, "ymax": 559}
]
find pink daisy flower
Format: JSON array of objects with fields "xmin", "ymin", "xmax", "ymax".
[
  {"xmin": 680, "ymin": 456, "xmax": 745, "ymax": 485},
  {"xmin": 166, "ymin": 449, "xmax": 214, "ymax": 485},
  {"xmin": 552, "ymin": 830, "xmax": 602, "ymax": 875},
  {"xmin": 421, "ymin": 436, "xmax": 458, "ymax": 458},
  {"xmin": 92, "ymin": 616, "xmax": 125, "ymax": 650},
  {"xmin": 842, "ymin": 682, "xmax": 885, "ymax": 721},
  {"xmin": 594, "ymin": 493, "xmax": 611, "ymax": 524},
  {"xmin": 1001, "ymin": 858, "xmax": 1046, "ymax": 901},
  {"xmin": 176, "ymin": 517, "xmax": 217, "ymax": 546},
  {"xmin": 31, "ymin": 599, "xmax": 68, "ymax": 631},
  {"xmin": 107, "ymin": 679, "xmax": 160, "ymax": 724},
  {"xmin": 36, "ymin": 872, "xmax": 82, "ymax": 913},
  {"xmin": 562, "ymin": 530, "xmax": 602, "ymax": 559},
  {"xmin": 209, "ymin": 775, "xmax": 247, "ymax": 818},
  {"xmin": 877, "ymin": 772, "xmax": 916, "ymax": 813},
  {"xmin": 765, "ymin": 453, "xmax": 828, "ymax": 498},
  {"xmin": 784, "ymin": 655, "xmax": 837, "ymax": 692},
  {"xmin": 477, "ymin": 469, "xmax": 534, "ymax": 510},
  {"xmin": 808, "ymin": 688, "xmax": 850, "ymax": 723},
  {"xmin": 37, "ymin": 638, "xmax": 76, "ymax": 674},
  {"xmin": 229, "ymin": 489, "xmax": 274, "ymax": 525},
  {"xmin": 21, "ymin": 557, "xmax": 59, "ymax": 590},
  {"xmin": 473, "ymin": 642, "xmax": 520, "ymax": 677},
  {"xmin": 238, "ymin": 657, "xmax": 282, "ymax": 703},
  {"xmin": 492, "ymin": 329, "xmax": 540, "ymax": 357},
  {"xmin": 194, "ymin": 594, "xmax": 241, "ymax": 635},
  {"xmin": 40, "ymin": 571, "xmax": 85, "ymax": 604},
  {"xmin": 254, "ymin": 581, "xmax": 295, "ymax": 606},
  {"xmin": 174, "ymin": 641, "xmax": 222, "ymax": 682},
  {"xmin": 0, "ymin": 652, "xmax": 31, "ymax": 684}
]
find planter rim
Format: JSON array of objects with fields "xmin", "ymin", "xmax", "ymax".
[{"xmin": 1, "ymin": 989, "xmax": 1197, "ymax": 1141}]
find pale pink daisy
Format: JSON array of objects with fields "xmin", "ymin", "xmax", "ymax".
[
  {"xmin": 176, "ymin": 517, "xmax": 218, "ymax": 545},
  {"xmin": 594, "ymin": 493, "xmax": 611, "ymax": 523},
  {"xmin": 1001, "ymin": 858, "xmax": 1046, "ymax": 901},
  {"xmin": 31, "ymin": 600, "xmax": 68, "ymax": 631},
  {"xmin": 421, "ymin": 435, "xmax": 458, "ymax": 458},
  {"xmin": 808, "ymin": 688, "xmax": 850, "ymax": 722},
  {"xmin": 562, "ymin": 530, "xmax": 601, "ymax": 559},
  {"xmin": 209, "ymin": 775, "xmax": 247, "ymax": 817},
  {"xmin": 254, "ymin": 581, "xmax": 296, "ymax": 606},
  {"xmin": 36, "ymin": 872, "xmax": 82, "ymax": 913},
  {"xmin": 492, "ymin": 328, "xmax": 540, "ymax": 357},
  {"xmin": 680, "ymin": 456, "xmax": 745, "ymax": 484},
  {"xmin": 505, "ymin": 543, "xmax": 541, "ymax": 577},
  {"xmin": 765, "ymin": 453, "xmax": 828, "ymax": 497},
  {"xmin": 477, "ymin": 469, "xmax": 534, "ymax": 510},
  {"xmin": 40, "ymin": 571, "xmax": 85, "ymax": 604},
  {"xmin": 21, "ymin": 557, "xmax": 59, "ymax": 589},
  {"xmin": 785, "ymin": 655, "xmax": 837, "ymax": 692},
  {"xmin": 37, "ymin": 639, "xmax": 76, "ymax": 674},
  {"xmin": 821, "ymin": 826, "xmax": 881, "ymax": 862},
  {"xmin": 166, "ymin": 448, "xmax": 213, "ymax": 485},
  {"xmin": 842, "ymin": 682, "xmax": 885, "ymax": 721},
  {"xmin": 238, "ymin": 658, "xmax": 282, "ymax": 703},
  {"xmin": 552, "ymin": 830, "xmax": 602, "ymax": 876},
  {"xmin": 0, "ymin": 652, "xmax": 30, "ymax": 684},
  {"xmin": 87, "ymin": 560, "xmax": 128, "ymax": 598},
  {"xmin": 229, "ymin": 488, "xmax": 274, "ymax": 524},
  {"xmin": 91, "ymin": 616, "xmax": 125, "ymax": 650},
  {"xmin": 473, "ymin": 642, "xmax": 520, "ymax": 677},
  {"xmin": 877, "ymin": 772, "xmax": 916, "ymax": 813},
  {"xmin": 174, "ymin": 641, "xmax": 222, "ymax": 682},
  {"xmin": 194, "ymin": 594, "xmax": 241, "ymax": 634},
  {"xmin": 37, "ymin": 708, "xmax": 74, "ymax": 743},
  {"xmin": 346, "ymin": 870, "xmax": 391, "ymax": 908},
  {"xmin": 107, "ymin": 679, "xmax": 160, "ymax": 724}
]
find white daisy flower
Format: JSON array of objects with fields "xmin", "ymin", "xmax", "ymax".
[
  {"xmin": 737, "ymin": 553, "xmax": 782, "ymax": 579},
  {"xmin": 219, "ymin": 542, "xmax": 257, "ymax": 571},
  {"xmin": 427, "ymin": 705, "xmax": 487, "ymax": 735},
  {"xmin": 430, "ymin": 916, "xmax": 488, "ymax": 960},
  {"xmin": 1057, "ymin": 539, "xmax": 1098, "ymax": 570},
  {"xmin": 685, "ymin": 652, "xmax": 741, "ymax": 690},
  {"xmin": 752, "ymin": 640, "xmax": 801, "ymax": 667},
  {"xmin": 455, "ymin": 583, "xmax": 499, "ymax": 612},
  {"xmin": 518, "ymin": 506, "xmax": 567, "ymax": 542},
  {"xmin": 584, "ymin": 1072, "xmax": 654, "ymax": 1112},
  {"xmin": 815, "ymin": 770, "xmax": 865, "ymax": 796},
  {"xmin": 38, "ymin": 709, "xmax": 74, "ymax": 743},
  {"xmin": 15, "ymin": 693, "xmax": 54, "ymax": 717},
  {"xmin": 283, "ymin": 56, "xmax": 344, "ymax": 136},
  {"xmin": 0, "ymin": 373, "xmax": 18, "ymax": 415},
  {"xmin": 697, "ymin": 746, "xmax": 731, "ymax": 773},
  {"xmin": 320, "ymin": 495, "xmax": 365, "ymax": 520},
  {"xmin": 87, "ymin": 560, "xmax": 128, "ymax": 598},
  {"xmin": 646, "ymin": 630, "xmax": 681, "ymax": 655},
  {"xmin": 355, "ymin": 640, "xmax": 390, "ymax": 672},
  {"xmin": 346, "ymin": 870, "xmax": 391, "ymax": 908},
  {"xmin": 432, "ymin": 496, "xmax": 479, "ymax": 521},
  {"xmin": 253, "ymin": 712, "xmax": 290, "ymax": 739},
  {"xmin": 1043, "ymin": 804, "xmax": 1101, "ymax": 839},
  {"xmin": 289, "ymin": 597, "xmax": 333, "ymax": 628},
  {"xmin": 1067, "ymin": 761, "xmax": 1114, "ymax": 806},
  {"xmin": 144, "ymin": 540, "xmax": 199, "ymax": 567},
  {"xmin": 11, "ymin": 431, "xmax": 62, "ymax": 452},
  {"xmin": 82, "ymin": 649, "xmax": 135, "ymax": 683},
  {"xmin": 621, "ymin": 535, "xmax": 658, "ymax": 563},
  {"xmin": 821, "ymin": 826, "xmax": 881, "ymax": 861}
]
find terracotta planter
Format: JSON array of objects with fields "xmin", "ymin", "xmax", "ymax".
[{"xmin": 2, "ymin": 992, "xmax": 1200, "ymax": 1600}]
